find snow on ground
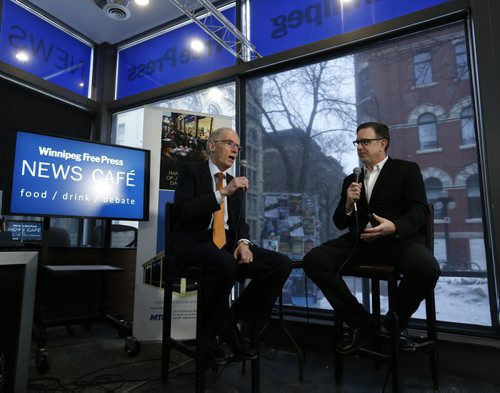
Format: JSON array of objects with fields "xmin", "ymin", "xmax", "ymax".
[{"xmin": 316, "ymin": 276, "xmax": 491, "ymax": 326}]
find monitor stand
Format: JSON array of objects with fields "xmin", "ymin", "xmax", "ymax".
[{"xmin": 0, "ymin": 251, "xmax": 38, "ymax": 393}]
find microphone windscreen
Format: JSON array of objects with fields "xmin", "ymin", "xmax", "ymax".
[
  {"xmin": 353, "ymin": 167, "xmax": 362, "ymax": 182},
  {"xmin": 240, "ymin": 159, "xmax": 248, "ymax": 177}
]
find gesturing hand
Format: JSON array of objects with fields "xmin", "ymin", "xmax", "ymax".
[
  {"xmin": 222, "ymin": 176, "xmax": 249, "ymax": 196},
  {"xmin": 360, "ymin": 213, "xmax": 396, "ymax": 241}
]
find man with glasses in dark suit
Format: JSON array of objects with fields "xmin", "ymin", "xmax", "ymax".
[
  {"xmin": 169, "ymin": 127, "xmax": 292, "ymax": 365},
  {"xmin": 303, "ymin": 122, "xmax": 440, "ymax": 354}
]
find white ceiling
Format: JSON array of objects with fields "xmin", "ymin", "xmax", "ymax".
[{"xmin": 24, "ymin": 0, "xmax": 199, "ymax": 45}]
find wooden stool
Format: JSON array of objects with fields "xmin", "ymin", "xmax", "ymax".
[
  {"xmin": 334, "ymin": 204, "xmax": 438, "ymax": 392},
  {"xmin": 161, "ymin": 202, "xmax": 260, "ymax": 392},
  {"xmin": 276, "ymin": 260, "xmax": 305, "ymax": 380}
]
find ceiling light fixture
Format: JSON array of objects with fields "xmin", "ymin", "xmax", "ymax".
[
  {"xmin": 135, "ymin": 0, "xmax": 150, "ymax": 6},
  {"xmin": 15, "ymin": 51, "xmax": 29, "ymax": 62},
  {"xmin": 190, "ymin": 39, "xmax": 205, "ymax": 52},
  {"xmin": 94, "ymin": 0, "xmax": 131, "ymax": 20}
]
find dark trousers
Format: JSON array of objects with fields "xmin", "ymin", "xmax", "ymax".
[
  {"xmin": 179, "ymin": 242, "xmax": 292, "ymax": 339},
  {"xmin": 302, "ymin": 237, "xmax": 440, "ymax": 330}
]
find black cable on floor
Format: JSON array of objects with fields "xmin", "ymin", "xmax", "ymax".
[
  {"xmin": 27, "ymin": 376, "xmax": 70, "ymax": 392},
  {"xmin": 28, "ymin": 358, "xmax": 166, "ymax": 392}
]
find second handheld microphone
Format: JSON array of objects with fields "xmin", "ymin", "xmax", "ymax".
[
  {"xmin": 239, "ymin": 159, "xmax": 248, "ymax": 193},
  {"xmin": 353, "ymin": 167, "xmax": 362, "ymax": 212}
]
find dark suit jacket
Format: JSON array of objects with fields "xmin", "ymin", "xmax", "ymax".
[
  {"xmin": 169, "ymin": 160, "xmax": 249, "ymax": 276},
  {"xmin": 331, "ymin": 157, "xmax": 428, "ymax": 247}
]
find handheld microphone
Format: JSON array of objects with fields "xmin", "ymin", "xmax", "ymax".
[
  {"xmin": 338, "ymin": 167, "xmax": 363, "ymax": 279},
  {"xmin": 353, "ymin": 167, "xmax": 362, "ymax": 212},
  {"xmin": 239, "ymin": 159, "xmax": 248, "ymax": 193},
  {"xmin": 239, "ymin": 159, "xmax": 248, "ymax": 178},
  {"xmin": 353, "ymin": 167, "xmax": 361, "ymax": 183},
  {"xmin": 235, "ymin": 160, "xmax": 248, "ymax": 243}
]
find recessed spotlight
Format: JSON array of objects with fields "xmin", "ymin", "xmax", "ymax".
[
  {"xmin": 135, "ymin": 0, "xmax": 149, "ymax": 6},
  {"xmin": 190, "ymin": 39, "xmax": 205, "ymax": 52},
  {"xmin": 15, "ymin": 51, "xmax": 29, "ymax": 62}
]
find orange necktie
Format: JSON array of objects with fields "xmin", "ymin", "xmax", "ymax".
[{"xmin": 213, "ymin": 172, "xmax": 226, "ymax": 249}]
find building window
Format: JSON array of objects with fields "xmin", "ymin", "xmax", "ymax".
[
  {"xmin": 357, "ymin": 66, "xmax": 369, "ymax": 100},
  {"xmin": 244, "ymin": 22, "xmax": 490, "ymax": 327},
  {"xmin": 207, "ymin": 103, "xmax": 221, "ymax": 114},
  {"xmin": 247, "ymin": 127, "xmax": 257, "ymax": 144},
  {"xmin": 251, "ymin": 193, "xmax": 258, "ymax": 213},
  {"xmin": 425, "ymin": 177, "xmax": 444, "ymax": 219},
  {"xmin": 418, "ymin": 113, "xmax": 438, "ymax": 150},
  {"xmin": 116, "ymin": 123, "xmax": 125, "ymax": 144},
  {"xmin": 455, "ymin": 42, "xmax": 469, "ymax": 80},
  {"xmin": 413, "ymin": 52, "xmax": 433, "ymax": 86},
  {"xmin": 247, "ymin": 168, "xmax": 257, "ymax": 195},
  {"xmin": 461, "ymin": 106, "xmax": 475, "ymax": 145},
  {"xmin": 466, "ymin": 174, "xmax": 481, "ymax": 219}
]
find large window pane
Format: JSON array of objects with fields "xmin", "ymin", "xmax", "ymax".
[
  {"xmin": 246, "ymin": 22, "xmax": 491, "ymax": 327},
  {"xmin": 152, "ymin": 83, "xmax": 235, "ymax": 119},
  {"xmin": 461, "ymin": 106, "xmax": 475, "ymax": 146},
  {"xmin": 111, "ymin": 83, "xmax": 236, "ymax": 247},
  {"xmin": 455, "ymin": 42, "xmax": 469, "ymax": 80},
  {"xmin": 413, "ymin": 52, "xmax": 433, "ymax": 86},
  {"xmin": 418, "ymin": 113, "xmax": 439, "ymax": 150}
]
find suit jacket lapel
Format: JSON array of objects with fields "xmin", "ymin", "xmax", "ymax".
[
  {"xmin": 201, "ymin": 162, "xmax": 212, "ymax": 190},
  {"xmin": 226, "ymin": 173, "xmax": 236, "ymax": 228}
]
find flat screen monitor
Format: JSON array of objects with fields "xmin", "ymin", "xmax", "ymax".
[
  {"xmin": 3, "ymin": 130, "xmax": 150, "ymax": 221},
  {"xmin": 6, "ymin": 220, "xmax": 43, "ymax": 241}
]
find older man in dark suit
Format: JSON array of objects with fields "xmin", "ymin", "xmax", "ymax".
[
  {"xmin": 169, "ymin": 127, "xmax": 291, "ymax": 365},
  {"xmin": 303, "ymin": 122, "xmax": 440, "ymax": 354}
]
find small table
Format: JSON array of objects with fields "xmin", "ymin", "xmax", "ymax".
[
  {"xmin": 0, "ymin": 250, "xmax": 38, "ymax": 392},
  {"xmin": 33, "ymin": 264, "xmax": 125, "ymax": 373},
  {"xmin": 44, "ymin": 264, "xmax": 124, "ymax": 272}
]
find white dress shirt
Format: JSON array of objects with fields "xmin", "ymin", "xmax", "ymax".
[
  {"xmin": 364, "ymin": 155, "xmax": 389, "ymax": 203},
  {"xmin": 363, "ymin": 155, "xmax": 388, "ymax": 228}
]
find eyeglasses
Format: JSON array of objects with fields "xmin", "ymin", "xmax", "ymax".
[
  {"xmin": 352, "ymin": 138, "xmax": 384, "ymax": 147},
  {"xmin": 214, "ymin": 139, "xmax": 242, "ymax": 152}
]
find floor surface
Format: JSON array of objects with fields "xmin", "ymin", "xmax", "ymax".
[{"xmin": 26, "ymin": 322, "xmax": 500, "ymax": 392}]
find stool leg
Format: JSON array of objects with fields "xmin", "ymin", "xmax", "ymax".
[
  {"xmin": 426, "ymin": 293, "xmax": 439, "ymax": 389},
  {"xmin": 279, "ymin": 293, "xmax": 304, "ymax": 380},
  {"xmin": 371, "ymin": 279, "xmax": 381, "ymax": 320},
  {"xmin": 371, "ymin": 279, "xmax": 383, "ymax": 361},
  {"xmin": 161, "ymin": 279, "xmax": 174, "ymax": 383},
  {"xmin": 334, "ymin": 312, "xmax": 344, "ymax": 385},
  {"xmin": 388, "ymin": 279, "xmax": 400, "ymax": 393},
  {"xmin": 251, "ymin": 357, "xmax": 260, "ymax": 393},
  {"xmin": 195, "ymin": 278, "xmax": 206, "ymax": 393}
]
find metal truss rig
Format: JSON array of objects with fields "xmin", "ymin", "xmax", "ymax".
[{"xmin": 169, "ymin": 0, "xmax": 261, "ymax": 61}]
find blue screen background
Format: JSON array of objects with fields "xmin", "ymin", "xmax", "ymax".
[
  {"xmin": 0, "ymin": 1, "xmax": 93, "ymax": 97},
  {"xmin": 250, "ymin": 0, "xmax": 450, "ymax": 57},
  {"xmin": 10, "ymin": 132, "xmax": 149, "ymax": 220},
  {"xmin": 116, "ymin": 6, "xmax": 236, "ymax": 98}
]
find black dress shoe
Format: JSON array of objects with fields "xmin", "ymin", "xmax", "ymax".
[
  {"xmin": 208, "ymin": 337, "xmax": 231, "ymax": 365},
  {"xmin": 382, "ymin": 313, "xmax": 400, "ymax": 337},
  {"xmin": 337, "ymin": 318, "xmax": 377, "ymax": 354},
  {"xmin": 337, "ymin": 330, "xmax": 354, "ymax": 349},
  {"xmin": 231, "ymin": 328, "xmax": 258, "ymax": 360},
  {"xmin": 400, "ymin": 330, "xmax": 419, "ymax": 352}
]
